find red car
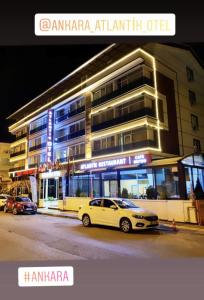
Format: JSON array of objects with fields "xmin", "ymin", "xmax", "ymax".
[{"xmin": 4, "ymin": 196, "xmax": 37, "ymax": 215}]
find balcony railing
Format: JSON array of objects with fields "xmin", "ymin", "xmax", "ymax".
[
  {"xmin": 92, "ymin": 140, "xmax": 157, "ymax": 157},
  {"xmin": 92, "ymin": 107, "xmax": 156, "ymax": 132},
  {"xmin": 9, "ymin": 166, "xmax": 25, "ymax": 172},
  {"xmin": 30, "ymin": 123, "xmax": 47, "ymax": 135},
  {"xmin": 57, "ymin": 153, "xmax": 85, "ymax": 162},
  {"xmin": 29, "ymin": 143, "xmax": 46, "ymax": 152},
  {"xmin": 15, "ymin": 133, "xmax": 27, "ymax": 141},
  {"xmin": 92, "ymin": 76, "xmax": 153, "ymax": 107},
  {"xmin": 28, "ymin": 163, "xmax": 38, "ymax": 169},
  {"xmin": 55, "ymin": 106, "xmax": 85, "ymax": 124},
  {"xmin": 55, "ymin": 129, "xmax": 85, "ymax": 143},
  {"xmin": 10, "ymin": 150, "xmax": 26, "ymax": 158}
]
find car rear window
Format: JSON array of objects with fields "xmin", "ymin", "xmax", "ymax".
[
  {"xmin": 89, "ymin": 199, "xmax": 102, "ymax": 207},
  {"xmin": 16, "ymin": 197, "xmax": 32, "ymax": 202}
]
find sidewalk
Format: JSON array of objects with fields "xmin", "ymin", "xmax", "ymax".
[
  {"xmin": 37, "ymin": 208, "xmax": 78, "ymax": 219},
  {"xmin": 37, "ymin": 207, "xmax": 204, "ymax": 232}
]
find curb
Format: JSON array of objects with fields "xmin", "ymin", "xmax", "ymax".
[
  {"xmin": 37, "ymin": 211, "xmax": 204, "ymax": 232},
  {"xmin": 37, "ymin": 211, "xmax": 78, "ymax": 219}
]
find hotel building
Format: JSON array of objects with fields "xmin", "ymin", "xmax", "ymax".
[{"xmin": 7, "ymin": 43, "xmax": 204, "ymax": 206}]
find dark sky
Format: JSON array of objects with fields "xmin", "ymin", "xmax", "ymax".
[{"xmin": 0, "ymin": 43, "xmax": 204, "ymax": 142}]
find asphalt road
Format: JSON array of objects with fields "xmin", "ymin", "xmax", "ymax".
[{"xmin": 1, "ymin": 211, "xmax": 204, "ymax": 260}]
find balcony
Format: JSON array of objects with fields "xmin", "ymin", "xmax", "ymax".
[
  {"xmin": 55, "ymin": 106, "xmax": 85, "ymax": 124},
  {"xmin": 92, "ymin": 140, "xmax": 157, "ymax": 157},
  {"xmin": 55, "ymin": 129, "xmax": 85, "ymax": 143},
  {"xmin": 10, "ymin": 150, "xmax": 26, "ymax": 158},
  {"xmin": 92, "ymin": 107, "xmax": 156, "ymax": 132},
  {"xmin": 30, "ymin": 123, "xmax": 47, "ymax": 135},
  {"xmin": 29, "ymin": 143, "xmax": 46, "ymax": 152},
  {"xmin": 15, "ymin": 133, "xmax": 27, "ymax": 141},
  {"xmin": 57, "ymin": 153, "xmax": 85, "ymax": 162},
  {"xmin": 92, "ymin": 77, "xmax": 154, "ymax": 107},
  {"xmin": 9, "ymin": 166, "xmax": 25, "ymax": 172}
]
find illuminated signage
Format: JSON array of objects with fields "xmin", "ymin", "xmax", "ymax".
[
  {"xmin": 47, "ymin": 110, "xmax": 54, "ymax": 163},
  {"xmin": 133, "ymin": 154, "xmax": 147, "ymax": 165},
  {"xmin": 80, "ymin": 155, "xmax": 151, "ymax": 170},
  {"xmin": 41, "ymin": 170, "xmax": 61, "ymax": 179}
]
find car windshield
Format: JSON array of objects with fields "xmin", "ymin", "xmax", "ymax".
[
  {"xmin": 16, "ymin": 197, "xmax": 32, "ymax": 202},
  {"xmin": 113, "ymin": 199, "xmax": 139, "ymax": 209}
]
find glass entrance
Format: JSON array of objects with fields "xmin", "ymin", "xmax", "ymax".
[{"xmin": 102, "ymin": 172, "xmax": 118, "ymax": 197}]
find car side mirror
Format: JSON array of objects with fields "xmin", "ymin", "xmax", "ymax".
[{"xmin": 110, "ymin": 205, "xmax": 118, "ymax": 210}]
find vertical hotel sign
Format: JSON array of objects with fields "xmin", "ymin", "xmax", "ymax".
[{"xmin": 47, "ymin": 109, "xmax": 54, "ymax": 163}]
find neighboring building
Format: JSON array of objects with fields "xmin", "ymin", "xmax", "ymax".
[
  {"xmin": 0, "ymin": 142, "xmax": 11, "ymax": 192},
  {"xmin": 7, "ymin": 43, "xmax": 204, "ymax": 205}
]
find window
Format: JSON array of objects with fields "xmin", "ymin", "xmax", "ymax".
[
  {"xmin": 103, "ymin": 199, "xmax": 115, "ymax": 208},
  {"xmin": 189, "ymin": 90, "xmax": 196, "ymax": 106},
  {"xmin": 186, "ymin": 66, "xmax": 194, "ymax": 81},
  {"xmin": 93, "ymin": 140, "xmax": 100, "ymax": 151},
  {"xmin": 90, "ymin": 199, "xmax": 102, "ymax": 207},
  {"xmin": 158, "ymin": 99, "xmax": 164, "ymax": 122},
  {"xmin": 193, "ymin": 139, "xmax": 201, "ymax": 153},
  {"xmin": 191, "ymin": 114, "xmax": 199, "ymax": 131},
  {"xmin": 118, "ymin": 77, "xmax": 128, "ymax": 89}
]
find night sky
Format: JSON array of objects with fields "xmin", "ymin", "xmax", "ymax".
[{"xmin": 0, "ymin": 43, "xmax": 204, "ymax": 143}]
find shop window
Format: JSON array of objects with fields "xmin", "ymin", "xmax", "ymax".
[
  {"xmin": 120, "ymin": 169, "xmax": 154, "ymax": 199},
  {"xmin": 186, "ymin": 66, "xmax": 194, "ymax": 81},
  {"xmin": 191, "ymin": 114, "xmax": 199, "ymax": 131},
  {"xmin": 189, "ymin": 90, "xmax": 196, "ymax": 106},
  {"xmin": 155, "ymin": 167, "xmax": 179, "ymax": 199}
]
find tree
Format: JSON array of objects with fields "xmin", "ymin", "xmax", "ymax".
[
  {"xmin": 121, "ymin": 188, "xmax": 129, "ymax": 198},
  {"xmin": 194, "ymin": 178, "xmax": 204, "ymax": 200}
]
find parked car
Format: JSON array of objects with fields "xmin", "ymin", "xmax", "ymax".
[
  {"xmin": 78, "ymin": 198, "xmax": 159, "ymax": 233},
  {"xmin": 4, "ymin": 196, "xmax": 37, "ymax": 215},
  {"xmin": 0, "ymin": 194, "xmax": 13, "ymax": 210}
]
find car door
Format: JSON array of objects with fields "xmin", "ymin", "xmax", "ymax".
[
  {"xmin": 100, "ymin": 199, "xmax": 120, "ymax": 226},
  {"xmin": 88, "ymin": 199, "xmax": 103, "ymax": 224}
]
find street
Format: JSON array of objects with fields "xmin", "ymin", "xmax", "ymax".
[{"xmin": 1, "ymin": 211, "xmax": 204, "ymax": 260}]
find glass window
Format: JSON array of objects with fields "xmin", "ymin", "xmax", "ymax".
[
  {"xmin": 103, "ymin": 199, "xmax": 115, "ymax": 208},
  {"xmin": 186, "ymin": 66, "xmax": 194, "ymax": 81},
  {"xmin": 193, "ymin": 139, "xmax": 201, "ymax": 153},
  {"xmin": 90, "ymin": 199, "xmax": 102, "ymax": 207},
  {"xmin": 155, "ymin": 167, "xmax": 179, "ymax": 199},
  {"xmin": 191, "ymin": 114, "xmax": 199, "ymax": 131},
  {"xmin": 120, "ymin": 169, "xmax": 154, "ymax": 199},
  {"xmin": 189, "ymin": 90, "xmax": 196, "ymax": 106}
]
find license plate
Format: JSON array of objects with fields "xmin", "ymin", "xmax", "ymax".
[{"xmin": 25, "ymin": 208, "xmax": 32, "ymax": 210}]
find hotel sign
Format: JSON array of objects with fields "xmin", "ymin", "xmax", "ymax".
[
  {"xmin": 80, "ymin": 154, "xmax": 151, "ymax": 170},
  {"xmin": 47, "ymin": 109, "xmax": 54, "ymax": 163}
]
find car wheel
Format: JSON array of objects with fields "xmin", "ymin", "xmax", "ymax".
[
  {"xmin": 4, "ymin": 205, "xmax": 7, "ymax": 213},
  {"xmin": 120, "ymin": 218, "xmax": 132, "ymax": 233},
  {"xmin": 82, "ymin": 214, "xmax": 91, "ymax": 227},
  {"xmin": 12, "ymin": 208, "xmax": 18, "ymax": 215}
]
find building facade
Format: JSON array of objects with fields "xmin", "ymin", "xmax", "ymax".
[
  {"xmin": 8, "ymin": 44, "xmax": 204, "ymax": 205},
  {"xmin": 0, "ymin": 142, "xmax": 11, "ymax": 192}
]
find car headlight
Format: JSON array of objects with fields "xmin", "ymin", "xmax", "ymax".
[{"xmin": 133, "ymin": 215, "xmax": 144, "ymax": 219}]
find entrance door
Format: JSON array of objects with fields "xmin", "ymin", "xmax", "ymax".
[
  {"xmin": 103, "ymin": 180, "xmax": 118, "ymax": 197},
  {"xmin": 102, "ymin": 172, "xmax": 118, "ymax": 197}
]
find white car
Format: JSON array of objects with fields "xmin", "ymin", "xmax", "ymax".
[
  {"xmin": 78, "ymin": 198, "xmax": 159, "ymax": 233},
  {"xmin": 0, "ymin": 194, "xmax": 13, "ymax": 210}
]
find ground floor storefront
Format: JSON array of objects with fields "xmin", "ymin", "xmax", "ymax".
[{"xmin": 9, "ymin": 153, "xmax": 204, "ymax": 212}]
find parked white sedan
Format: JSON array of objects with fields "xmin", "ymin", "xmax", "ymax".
[{"xmin": 78, "ymin": 198, "xmax": 159, "ymax": 233}]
